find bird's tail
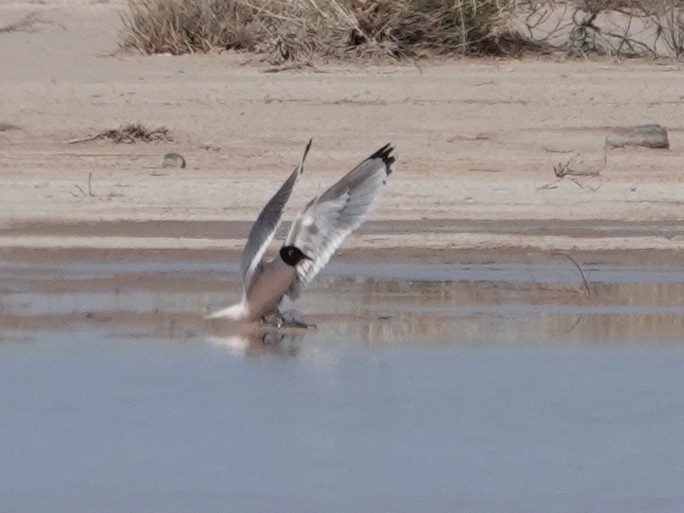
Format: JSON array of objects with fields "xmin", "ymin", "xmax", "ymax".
[{"xmin": 205, "ymin": 301, "xmax": 249, "ymax": 320}]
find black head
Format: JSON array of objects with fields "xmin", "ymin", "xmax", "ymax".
[{"xmin": 280, "ymin": 246, "xmax": 312, "ymax": 267}]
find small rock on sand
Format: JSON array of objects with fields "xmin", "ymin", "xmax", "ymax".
[
  {"xmin": 162, "ymin": 152, "xmax": 186, "ymax": 168},
  {"xmin": 605, "ymin": 124, "xmax": 669, "ymax": 149}
]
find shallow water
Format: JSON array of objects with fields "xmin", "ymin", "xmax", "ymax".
[{"xmin": 1, "ymin": 259, "xmax": 684, "ymax": 512}]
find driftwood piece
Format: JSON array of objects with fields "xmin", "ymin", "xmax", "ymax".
[{"xmin": 605, "ymin": 124, "xmax": 669, "ymax": 149}]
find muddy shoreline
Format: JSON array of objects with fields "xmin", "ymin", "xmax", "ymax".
[{"xmin": 1, "ymin": 219, "xmax": 683, "ymax": 267}]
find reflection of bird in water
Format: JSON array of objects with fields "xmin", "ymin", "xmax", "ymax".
[
  {"xmin": 207, "ymin": 140, "xmax": 396, "ymax": 328},
  {"xmin": 206, "ymin": 331, "xmax": 303, "ymax": 358}
]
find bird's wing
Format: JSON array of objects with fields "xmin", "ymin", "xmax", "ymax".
[
  {"xmin": 240, "ymin": 139, "xmax": 312, "ymax": 291},
  {"xmin": 284, "ymin": 143, "xmax": 395, "ymax": 300}
]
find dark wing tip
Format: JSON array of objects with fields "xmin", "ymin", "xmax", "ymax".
[
  {"xmin": 292, "ymin": 138, "xmax": 313, "ymax": 178},
  {"xmin": 302, "ymin": 138, "xmax": 313, "ymax": 165},
  {"xmin": 368, "ymin": 143, "xmax": 396, "ymax": 175}
]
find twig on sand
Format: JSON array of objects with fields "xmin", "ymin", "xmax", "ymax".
[
  {"xmin": 67, "ymin": 134, "xmax": 103, "ymax": 145},
  {"xmin": 72, "ymin": 172, "xmax": 95, "ymax": 198},
  {"xmin": 540, "ymin": 153, "xmax": 606, "ymax": 192},
  {"xmin": 541, "ymin": 146, "xmax": 573, "ymax": 154},
  {"xmin": 553, "ymin": 154, "xmax": 604, "ymax": 178}
]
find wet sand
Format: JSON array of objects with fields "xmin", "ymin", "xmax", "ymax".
[{"xmin": 3, "ymin": 256, "xmax": 683, "ymax": 347}]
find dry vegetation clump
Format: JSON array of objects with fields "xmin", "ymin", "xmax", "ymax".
[
  {"xmin": 119, "ymin": 0, "xmax": 524, "ymax": 61},
  {"xmin": 120, "ymin": 0, "xmax": 684, "ymax": 60},
  {"xmin": 0, "ymin": 12, "xmax": 43, "ymax": 34},
  {"xmin": 68, "ymin": 123, "xmax": 172, "ymax": 144},
  {"xmin": 120, "ymin": 0, "xmax": 257, "ymax": 55}
]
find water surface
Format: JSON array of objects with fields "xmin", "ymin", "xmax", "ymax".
[{"xmin": 1, "ymin": 260, "xmax": 683, "ymax": 512}]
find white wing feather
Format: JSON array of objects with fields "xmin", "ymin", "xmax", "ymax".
[
  {"xmin": 240, "ymin": 139, "xmax": 311, "ymax": 291},
  {"xmin": 285, "ymin": 144, "xmax": 395, "ymax": 299}
]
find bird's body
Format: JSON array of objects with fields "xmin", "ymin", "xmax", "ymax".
[
  {"xmin": 208, "ymin": 141, "xmax": 395, "ymax": 326},
  {"xmin": 239, "ymin": 257, "xmax": 297, "ymax": 322}
]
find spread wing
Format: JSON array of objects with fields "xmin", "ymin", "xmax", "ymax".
[
  {"xmin": 284, "ymin": 143, "xmax": 395, "ymax": 300},
  {"xmin": 240, "ymin": 139, "xmax": 312, "ymax": 291}
]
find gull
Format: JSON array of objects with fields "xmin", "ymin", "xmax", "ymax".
[{"xmin": 207, "ymin": 140, "xmax": 396, "ymax": 327}]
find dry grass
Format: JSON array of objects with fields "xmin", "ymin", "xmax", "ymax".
[
  {"xmin": 119, "ymin": 0, "xmax": 524, "ymax": 61},
  {"xmin": 119, "ymin": 0, "xmax": 684, "ymax": 60},
  {"xmin": 0, "ymin": 12, "xmax": 43, "ymax": 34},
  {"xmin": 67, "ymin": 123, "xmax": 172, "ymax": 144}
]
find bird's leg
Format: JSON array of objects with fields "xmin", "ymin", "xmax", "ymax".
[
  {"xmin": 262, "ymin": 310, "xmax": 315, "ymax": 329},
  {"xmin": 279, "ymin": 309, "xmax": 316, "ymax": 329},
  {"xmin": 262, "ymin": 312, "xmax": 284, "ymax": 328}
]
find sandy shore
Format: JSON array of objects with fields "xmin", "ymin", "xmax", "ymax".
[{"xmin": 1, "ymin": 0, "xmax": 683, "ymax": 265}]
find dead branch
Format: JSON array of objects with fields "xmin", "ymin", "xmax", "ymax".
[
  {"xmin": 68, "ymin": 123, "xmax": 171, "ymax": 144},
  {"xmin": 554, "ymin": 252, "xmax": 591, "ymax": 295},
  {"xmin": 554, "ymin": 154, "xmax": 605, "ymax": 178}
]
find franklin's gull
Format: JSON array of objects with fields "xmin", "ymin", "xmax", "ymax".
[{"xmin": 207, "ymin": 140, "xmax": 396, "ymax": 326}]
